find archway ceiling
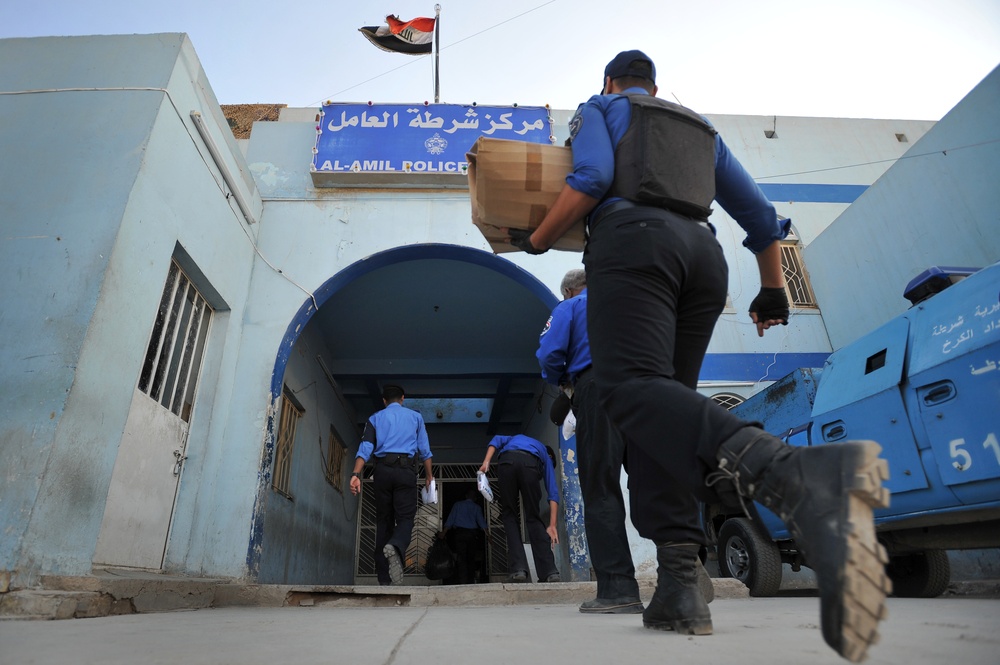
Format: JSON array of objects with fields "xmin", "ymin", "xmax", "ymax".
[{"xmin": 312, "ymin": 257, "xmax": 554, "ymax": 438}]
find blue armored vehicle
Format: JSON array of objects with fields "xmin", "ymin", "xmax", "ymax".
[{"xmin": 705, "ymin": 263, "xmax": 1000, "ymax": 597}]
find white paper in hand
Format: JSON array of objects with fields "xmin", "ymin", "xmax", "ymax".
[
  {"xmin": 421, "ymin": 479, "xmax": 438, "ymax": 505},
  {"xmin": 477, "ymin": 471, "xmax": 494, "ymax": 503},
  {"xmin": 562, "ymin": 409, "xmax": 577, "ymax": 440}
]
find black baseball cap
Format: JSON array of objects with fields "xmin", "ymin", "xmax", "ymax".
[{"xmin": 604, "ymin": 49, "xmax": 656, "ymax": 84}]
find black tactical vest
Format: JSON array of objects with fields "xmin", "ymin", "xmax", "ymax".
[{"xmin": 609, "ymin": 94, "xmax": 718, "ymax": 219}]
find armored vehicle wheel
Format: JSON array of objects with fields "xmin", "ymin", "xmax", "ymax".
[
  {"xmin": 887, "ymin": 549, "xmax": 951, "ymax": 598},
  {"xmin": 717, "ymin": 517, "xmax": 782, "ymax": 597}
]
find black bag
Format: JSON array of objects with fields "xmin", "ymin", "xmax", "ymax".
[{"xmin": 425, "ymin": 538, "xmax": 456, "ymax": 580}]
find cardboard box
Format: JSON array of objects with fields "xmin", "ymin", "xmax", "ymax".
[{"xmin": 466, "ymin": 137, "xmax": 586, "ymax": 253}]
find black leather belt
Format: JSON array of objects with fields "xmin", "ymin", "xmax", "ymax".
[
  {"xmin": 377, "ymin": 453, "xmax": 414, "ymax": 467},
  {"xmin": 588, "ymin": 200, "xmax": 713, "ymax": 233},
  {"xmin": 588, "ymin": 200, "xmax": 639, "ymax": 230}
]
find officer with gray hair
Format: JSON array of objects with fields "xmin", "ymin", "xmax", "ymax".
[{"xmin": 538, "ymin": 268, "xmax": 647, "ymax": 613}]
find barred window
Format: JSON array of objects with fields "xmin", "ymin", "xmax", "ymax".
[
  {"xmin": 273, "ymin": 387, "xmax": 303, "ymax": 498},
  {"xmin": 711, "ymin": 392, "xmax": 746, "ymax": 410},
  {"xmin": 326, "ymin": 425, "xmax": 346, "ymax": 492},
  {"xmin": 780, "ymin": 230, "xmax": 818, "ymax": 308},
  {"xmin": 138, "ymin": 259, "xmax": 213, "ymax": 422}
]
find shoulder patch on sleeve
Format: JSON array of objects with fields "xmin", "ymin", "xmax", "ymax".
[{"xmin": 568, "ymin": 112, "xmax": 583, "ymax": 142}]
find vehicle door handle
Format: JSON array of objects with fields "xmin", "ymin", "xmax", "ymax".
[
  {"xmin": 822, "ymin": 421, "xmax": 847, "ymax": 442},
  {"xmin": 919, "ymin": 381, "xmax": 957, "ymax": 407}
]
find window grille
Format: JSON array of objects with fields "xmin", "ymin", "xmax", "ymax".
[
  {"xmin": 711, "ymin": 392, "xmax": 747, "ymax": 410},
  {"xmin": 779, "ymin": 231, "xmax": 818, "ymax": 308},
  {"xmin": 138, "ymin": 259, "xmax": 213, "ymax": 422},
  {"xmin": 326, "ymin": 425, "xmax": 346, "ymax": 492},
  {"xmin": 273, "ymin": 387, "xmax": 303, "ymax": 497}
]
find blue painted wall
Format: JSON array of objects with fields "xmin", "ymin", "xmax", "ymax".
[
  {"xmin": 805, "ymin": 65, "xmax": 1000, "ymax": 349},
  {"xmin": 0, "ymin": 34, "xmax": 262, "ymax": 584},
  {"xmin": 255, "ymin": 321, "xmax": 362, "ymax": 584},
  {"xmin": 1, "ymin": 34, "xmax": 177, "ymax": 580}
]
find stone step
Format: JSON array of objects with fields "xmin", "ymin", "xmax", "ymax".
[
  {"xmin": 0, "ymin": 590, "xmax": 117, "ymax": 620},
  {"xmin": 2, "ymin": 575, "xmax": 751, "ymax": 620}
]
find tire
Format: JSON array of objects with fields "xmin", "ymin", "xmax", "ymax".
[
  {"xmin": 887, "ymin": 549, "xmax": 951, "ymax": 598},
  {"xmin": 717, "ymin": 517, "xmax": 783, "ymax": 597}
]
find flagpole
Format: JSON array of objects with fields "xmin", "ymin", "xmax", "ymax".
[{"xmin": 433, "ymin": 4, "xmax": 441, "ymax": 103}]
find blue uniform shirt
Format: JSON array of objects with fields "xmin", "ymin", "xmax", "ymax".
[
  {"xmin": 357, "ymin": 402, "xmax": 433, "ymax": 462},
  {"xmin": 536, "ymin": 288, "xmax": 592, "ymax": 386},
  {"xmin": 445, "ymin": 499, "xmax": 488, "ymax": 530},
  {"xmin": 487, "ymin": 434, "xmax": 559, "ymax": 504},
  {"xmin": 566, "ymin": 88, "xmax": 789, "ymax": 253}
]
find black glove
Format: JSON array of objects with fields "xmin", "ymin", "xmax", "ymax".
[
  {"xmin": 749, "ymin": 287, "xmax": 789, "ymax": 324},
  {"xmin": 549, "ymin": 391, "xmax": 572, "ymax": 426},
  {"xmin": 508, "ymin": 228, "xmax": 547, "ymax": 255}
]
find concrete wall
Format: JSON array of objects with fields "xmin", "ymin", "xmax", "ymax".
[
  {"xmin": 805, "ymin": 65, "xmax": 1000, "ymax": 349},
  {"xmin": 255, "ymin": 322, "xmax": 361, "ymax": 585},
  {"xmin": 0, "ymin": 34, "xmax": 264, "ymax": 584},
  {"xmin": 255, "ymin": 108, "xmax": 936, "ymax": 378},
  {"xmin": 0, "ymin": 34, "xmax": 158, "ymax": 580},
  {"xmin": 702, "ymin": 114, "xmax": 935, "ymax": 363}
]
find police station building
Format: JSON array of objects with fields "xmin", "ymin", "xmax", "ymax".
[{"xmin": 2, "ymin": 33, "xmax": 996, "ymax": 590}]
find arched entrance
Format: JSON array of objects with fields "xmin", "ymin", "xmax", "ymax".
[{"xmin": 248, "ymin": 244, "xmax": 562, "ymax": 584}]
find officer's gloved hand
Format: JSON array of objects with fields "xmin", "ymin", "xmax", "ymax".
[
  {"xmin": 549, "ymin": 391, "xmax": 572, "ymax": 426},
  {"xmin": 749, "ymin": 287, "xmax": 789, "ymax": 325},
  {"xmin": 508, "ymin": 228, "xmax": 547, "ymax": 255}
]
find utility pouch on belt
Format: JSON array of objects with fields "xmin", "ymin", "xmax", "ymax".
[{"xmin": 610, "ymin": 95, "xmax": 718, "ymax": 219}]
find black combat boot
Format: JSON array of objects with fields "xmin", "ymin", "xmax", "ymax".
[
  {"xmin": 712, "ymin": 427, "xmax": 891, "ymax": 663},
  {"xmin": 696, "ymin": 555, "xmax": 715, "ymax": 604},
  {"xmin": 642, "ymin": 542, "xmax": 713, "ymax": 635}
]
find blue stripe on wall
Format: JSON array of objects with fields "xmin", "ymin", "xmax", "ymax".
[
  {"xmin": 758, "ymin": 183, "xmax": 868, "ymax": 204},
  {"xmin": 700, "ymin": 353, "xmax": 830, "ymax": 383}
]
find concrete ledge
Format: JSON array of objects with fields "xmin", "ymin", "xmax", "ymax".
[
  {"xmin": 5, "ymin": 569, "xmax": 996, "ymax": 621},
  {"xmin": 225, "ymin": 578, "xmax": 749, "ymax": 609},
  {"xmin": 214, "ymin": 583, "xmax": 294, "ymax": 608},
  {"xmin": 43, "ymin": 571, "xmax": 221, "ymax": 614},
  {"xmin": 280, "ymin": 582, "xmax": 599, "ymax": 608},
  {"xmin": 3, "ymin": 575, "xmax": 753, "ymax": 619},
  {"xmin": 0, "ymin": 573, "xmax": 750, "ymax": 620},
  {"xmin": 0, "ymin": 590, "xmax": 114, "ymax": 620}
]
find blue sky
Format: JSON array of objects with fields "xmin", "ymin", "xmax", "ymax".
[{"xmin": 2, "ymin": 0, "xmax": 998, "ymax": 119}]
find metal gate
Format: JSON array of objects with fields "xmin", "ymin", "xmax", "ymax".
[{"xmin": 355, "ymin": 463, "xmax": 518, "ymax": 584}]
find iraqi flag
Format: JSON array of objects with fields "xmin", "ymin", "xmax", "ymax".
[{"xmin": 359, "ymin": 15, "xmax": 436, "ymax": 55}]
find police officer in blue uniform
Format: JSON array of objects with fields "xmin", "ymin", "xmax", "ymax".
[
  {"xmin": 442, "ymin": 488, "xmax": 488, "ymax": 584},
  {"xmin": 508, "ymin": 50, "xmax": 890, "ymax": 662},
  {"xmin": 479, "ymin": 434, "xmax": 561, "ymax": 583},
  {"xmin": 350, "ymin": 384, "xmax": 434, "ymax": 586},
  {"xmin": 537, "ymin": 269, "xmax": 643, "ymax": 613}
]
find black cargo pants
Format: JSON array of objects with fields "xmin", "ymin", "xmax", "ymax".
[{"xmin": 584, "ymin": 205, "xmax": 750, "ymax": 545}]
